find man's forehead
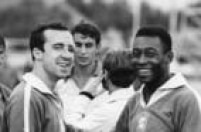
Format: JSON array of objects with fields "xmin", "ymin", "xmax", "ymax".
[
  {"xmin": 133, "ymin": 36, "xmax": 162, "ymax": 47},
  {"xmin": 44, "ymin": 29, "xmax": 72, "ymax": 38},
  {"xmin": 74, "ymin": 33, "xmax": 94, "ymax": 41},
  {"xmin": 44, "ymin": 29, "xmax": 73, "ymax": 42}
]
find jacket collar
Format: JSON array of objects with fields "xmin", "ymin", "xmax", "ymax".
[
  {"xmin": 139, "ymin": 73, "xmax": 188, "ymax": 93},
  {"xmin": 108, "ymin": 87, "xmax": 134, "ymax": 102},
  {"xmin": 22, "ymin": 72, "xmax": 54, "ymax": 95},
  {"xmin": 156, "ymin": 73, "xmax": 188, "ymax": 90},
  {"xmin": 139, "ymin": 73, "xmax": 189, "ymax": 107}
]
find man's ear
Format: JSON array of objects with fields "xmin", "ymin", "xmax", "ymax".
[
  {"xmin": 95, "ymin": 44, "xmax": 101, "ymax": 59},
  {"xmin": 166, "ymin": 51, "xmax": 174, "ymax": 63},
  {"xmin": 33, "ymin": 48, "xmax": 43, "ymax": 60}
]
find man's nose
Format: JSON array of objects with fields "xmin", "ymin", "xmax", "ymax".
[
  {"xmin": 61, "ymin": 49, "xmax": 73, "ymax": 58},
  {"xmin": 80, "ymin": 46, "xmax": 86, "ymax": 54},
  {"xmin": 138, "ymin": 54, "xmax": 147, "ymax": 64}
]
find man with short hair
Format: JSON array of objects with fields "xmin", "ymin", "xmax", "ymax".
[
  {"xmin": 2, "ymin": 22, "xmax": 75, "ymax": 132},
  {"xmin": 57, "ymin": 23, "xmax": 104, "ymax": 121},
  {"xmin": 65, "ymin": 51, "xmax": 136, "ymax": 132},
  {"xmin": 0, "ymin": 34, "xmax": 11, "ymax": 129},
  {"xmin": 114, "ymin": 26, "xmax": 201, "ymax": 132}
]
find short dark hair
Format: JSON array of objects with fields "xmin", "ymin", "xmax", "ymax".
[
  {"xmin": 0, "ymin": 34, "xmax": 5, "ymax": 51},
  {"xmin": 71, "ymin": 23, "xmax": 101, "ymax": 46},
  {"xmin": 30, "ymin": 22, "xmax": 69, "ymax": 60},
  {"xmin": 103, "ymin": 50, "xmax": 135, "ymax": 88},
  {"xmin": 136, "ymin": 26, "xmax": 172, "ymax": 53}
]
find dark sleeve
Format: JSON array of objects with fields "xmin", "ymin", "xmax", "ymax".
[
  {"xmin": 0, "ymin": 84, "xmax": 11, "ymax": 103},
  {"xmin": 174, "ymin": 91, "xmax": 201, "ymax": 132},
  {"xmin": 2, "ymin": 89, "xmax": 43, "ymax": 132},
  {"xmin": 65, "ymin": 124, "xmax": 83, "ymax": 132},
  {"xmin": 113, "ymin": 98, "xmax": 132, "ymax": 132}
]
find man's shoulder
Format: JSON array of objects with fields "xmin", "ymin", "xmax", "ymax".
[
  {"xmin": 10, "ymin": 81, "xmax": 46, "ymax": 104},
  {"xmin": 171, "ymin": 85, "xmax": 201, "ymax": 108},
  {"xmin": 10, "ymin": 81, "xmax": 26, "ymax": 99},
  {"xmin": 0, "ymin": 82, "xmax": 11, "ymax": 98},
  {"xmin": 173, "ymin": 85, "xmax": 198, "ymax": 99},
  {"xmin": 123, "ymin": 92, "xmax": 140, "ymax": 110}
]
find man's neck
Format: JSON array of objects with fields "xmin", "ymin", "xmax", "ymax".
[
  {"xmin": 72, "ymin": 61, "xmax": 97, "ymax": 89},
  {"xmin": 32, "ymin": 67, "xmax": 57, "ymax": 91},
  {"xmin": 74, "ymin": 61, "xmax": 97, "ymax": 78},
  {"xmin": 143, "ymin": 72, "xmax": 172, "ymax": 104},
  {"xmin": 108, "ymin": 84, "xmax": 118, "ymax": 94}
]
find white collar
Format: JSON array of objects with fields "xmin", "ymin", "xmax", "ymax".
[
  {"xmin": 108, "ymin": 87, "xmax": 134, "ymax": 102},
  {"xmin": 140, "ymin": 73, "xmax": 188, "ymax": 92},
  {"xmin": 23, "ymin": 72, "xmax": 54, "ymax": 95},
  {"xmin": 158, "ymin": 73, "xmax": 188, "ymax": 90},
  {"xmin": 139, "ymin": 73, "xmax": 189, "ymax": 107}
]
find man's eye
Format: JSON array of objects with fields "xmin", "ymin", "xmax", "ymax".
[
  {"xmin": 75, "ymin": 43, "xmax": 82, "ymax": 48},
  {"xmin": 53, "ymin": 45, "xmax": 63, "ymax": 50},
  {"xmin": 85, "ymin": 43, "xmax": 93, "ymax": 48},
  {"xmin": 145, "ymin": 51, "xmax": 157, "ymax": 57},
  {"xmin": 68, "ymin": 45, "xmax": 74, "ymax": 53},
  {"xmin": 132, "ymin": 50, "xmax": 140, "ymax": 57}
]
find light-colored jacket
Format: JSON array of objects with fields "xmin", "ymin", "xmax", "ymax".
[{"xmin": 66, "ymin": 87, "xmax": 134, "ymax": 132}]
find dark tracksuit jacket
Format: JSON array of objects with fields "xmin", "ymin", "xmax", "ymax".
[
  {"xmin": 0, "ymin": 83, "xmax": 11, "ymax": 130},
  {"xmin": 114, "ymin": 73, "xmax": 201, "ymax": 132},
  {"xmin": 1, "ymin": 73, "xmax": 66, "ymax": 132}
]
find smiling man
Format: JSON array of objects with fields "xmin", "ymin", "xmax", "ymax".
[
  {"xmin": 2, "ymin": 22, "xmax": 74, "ymax": 132},
  {"xmin": 114, "ymin": 26, "xmax": 201, "ymax": 132}
]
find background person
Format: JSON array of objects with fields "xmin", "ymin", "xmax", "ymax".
[
  {"xmin": 57, "ymin": 22, "xmax": 105, "ymax": 121},
  {"xmin": 65, "ymin": 50, "xmax": 137, "ymax": 132}
]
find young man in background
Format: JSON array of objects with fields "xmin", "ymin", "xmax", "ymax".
[
  {"xmin": 57, "ymin": 23, "xmax": 105, "ymax": 121},
  {"xmin": 65, "ymin": 51, "xmax": 136, "ymax": 132}
]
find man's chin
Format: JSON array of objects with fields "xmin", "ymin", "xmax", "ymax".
[{"xmin": 57, "ymin": 71, "xmax": 71, "ymax": 78}]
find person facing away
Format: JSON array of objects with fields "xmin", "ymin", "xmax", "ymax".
[
  {"xmin": 0, "ymin": 34, "xmax": 11, "ymax": 129},
  {"xmin": 2, "ymin": 22, "xmax": 75, "ymax": 132},
  {"xmin": 65, "ymin": 50, "xmax": 137, "ymax": 132},
  {"xmin": 56, "ymin": 22, "xmax": 105, "ymax": 121},
  {"xmin": 114, "ymin": 26, "xmax": 201, "ymax": 132}
]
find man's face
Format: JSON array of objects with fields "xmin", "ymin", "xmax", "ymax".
[
  {"xmin": 74, "ymin": 33, "xmax": 98, "ymax": 66},
  {"xmin": 132, "ymin": 36, "xmax": 171, "ymax": 83},
  {"xmin": 37, "ymin": 29, "xmax": 74, "ymax": 80}
]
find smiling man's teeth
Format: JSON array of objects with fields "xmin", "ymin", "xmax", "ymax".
[
  {"xmin": 139, "ymin": 69, "xmax": 150, "ymax": 72},
  {"xmin": 58, "ymin": 62, "xmax": 71, "ymax": 67},
  {"xmin": 138, "ymin": 69, "xmax": 151, "ymax": 75}
]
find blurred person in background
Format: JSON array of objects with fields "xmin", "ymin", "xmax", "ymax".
[
  {"xmin": 65, "ymin": 50, "xmax": 138, "ymax": 132},
  {"xmin": 56, "ymin": 22, "xmax": 105, "ymax": 122},
  {"xmin": 0, "ymin": 34, "xmax": 11, "ymax": 129},
  {"xmin": 2, "ymin": 22, "xmax": 75, "ymax": 132},
  {"xmin": 114, "ymin": 26, "xmax": 201, "ymax": 132}
]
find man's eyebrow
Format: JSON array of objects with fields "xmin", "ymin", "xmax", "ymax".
[
  {"xmin": 53, "ymin": 43, "xmax": 64, "ymax": 46},
  {"xmin": 145, "ymin": 48, "xmax": 157, "ymax": 51}
]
